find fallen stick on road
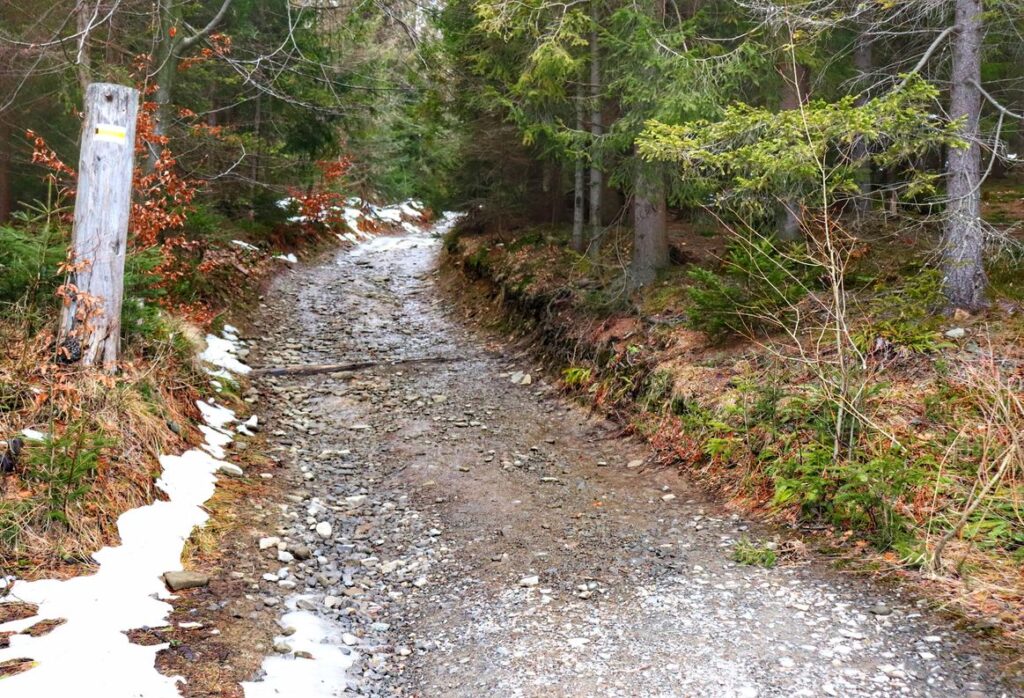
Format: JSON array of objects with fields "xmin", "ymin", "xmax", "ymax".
[{"xmin": 251, "ymin": 355, "xmax": 462, "ymax": 377}]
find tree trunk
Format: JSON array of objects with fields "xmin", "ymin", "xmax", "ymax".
[
  {"xmin": 630, "ymin": 167, "xmax": 668, "ymax": 287},
  {"xmin": 942, "ymin": 0, "xmax": 986, "ymax": 311},
  {"xmin": 851, "ymin": 30, "xmax": 873, "ymax": 217},
  {"xmin": 251, "ymin": 90, "xmax": 263, "ymax": 202},
  {"xmin": 59, "ymin": 83, "xmax": 140, "ymax": 371},
  {"xmin": 587, "ymin": 21, "xmax": 603, "ymax": 257},
  {"xmin": 539, "ymin": 160, "xmax": 553, "ymax": 223},
  {"xmin": 148, "ymin": 51, "xmax": 177, "ymax": 171},
  {"xmin": 0, "ymin": 118, "xmax": 10, "ymax": 224},
  {"xmin": 548, "ymin": 162, "xmax": 563, "ymax": 223},
  {"xmin": 778, "ymin": 61, "xmax": 809, "ymax": 241},
  {"xmin": 75, "ymin": 0, "xmax": 93, "ymax": 92},
  {"xmin": 572, "ymin": 79, "xmax": 585, "ymax": 253},
  {"xmin": 147, "ymin": 0, "xmax": 232, "ymax": 172}
]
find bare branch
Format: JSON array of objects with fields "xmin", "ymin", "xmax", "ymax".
[
  {"xmin": 897, "ymin": 25, "xmax": 955, "ymax": 90},
  {"xmin": 970, "ymin": 78, "xmax": 1024, "ymax": 120},
  {"xmin": 180, "ymin": 0, "xmax": 234, "ymax": 51}
]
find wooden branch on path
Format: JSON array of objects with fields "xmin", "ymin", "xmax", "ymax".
[{"xmin": 252, "ymin": 356, "xmax": 462, "ymax": 377}]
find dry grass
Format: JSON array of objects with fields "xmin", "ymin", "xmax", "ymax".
[
  {"xmin": 0, "ymin": 314, "xmax": 204, "ymax": 578},
  {"xmin": 0, "ymin": 657, "xmax": 35, "ymax": 678}
]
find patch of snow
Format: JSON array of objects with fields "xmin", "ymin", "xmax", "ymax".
[
  {"xmin": 399, "ymin": 201, "xmax": 422, "ymax": 218},
  {"xmin": 199, "ymin": 425, "xmax": 232, "ymax": 459},
  {"xmin": 348, "ymin": 235, "xmax": 426, "ymax": 258},
  {"xmin": 242, "ymin": 600, "xmax": 355, "ymax": 698},
  {"xmin": 0, "ymin": 228, "xmax": 268, "ymax": 695},
  {"xmin": 433, "ymin": 211, "xmax": 465, "ymax": 237},
  {"xmin": 274, "ymin": 253, "xmax": 298, "ymax": 264},
  {"xmin": 231, "ymin": 239, "xmax": 259, "ymax": 252},
  {"xmin": 237, "ymin": 414, "xmax": 258, "ymax": 437},
  {"xmin": 370, "ymin": 205, "xmax": 403, "ymax": 223},
  {"xmin": 200, "ymin": 332, "xmax": 252, "ymax": 376},
  {"xmin": 0, "ymin": 397, "xmax": 248, "ymax": 696},
  {"xmin": 197, "ymin": 400, "xmax": 236, "ymax": 430},
  {"xmin": 342, "ymin": 210, "xmax": 363, "ymax": 233}
]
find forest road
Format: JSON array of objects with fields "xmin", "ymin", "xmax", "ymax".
[{"xmin": 245, "ymin": 225, "xmax": 1014, "ymax": 698}]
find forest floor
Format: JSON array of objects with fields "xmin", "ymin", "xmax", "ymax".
[{"xmin": 221, "ymin": 225, "xmax": 1019, "ymax": 697}]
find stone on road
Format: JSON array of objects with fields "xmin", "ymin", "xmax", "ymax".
[{"xmin": 245, "ymin": 230, "xmax": 1010, "ymax": 697}]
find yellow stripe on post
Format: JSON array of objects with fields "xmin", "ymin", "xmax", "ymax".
[{"xmin": 94, "ymin": 124, "xmax": 128, "ymax": 143}]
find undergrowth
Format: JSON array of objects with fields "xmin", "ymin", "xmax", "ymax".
[
  {"xmin": 731, "ymin": 537, "xmax": 778, "ymax": 567},
  {"xmin": 447, "ymin": 219, "xmax": 1024, "ymax": 642},
  {"xmin": 685, "ymin": 235, "xmax": 814, "ymax": 341},
  {"xmin": 1, "ymin": 205, "xmax": 217, "ymax": 573}
]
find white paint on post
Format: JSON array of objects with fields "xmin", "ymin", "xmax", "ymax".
[{"xmin": 60, "ymin": 82, "xmax": 140, "ymax": 370}]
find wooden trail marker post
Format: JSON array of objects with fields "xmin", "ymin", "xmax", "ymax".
[{"xmin": 59, "ymin": 83, "xmax": 140, "ymax": 371}]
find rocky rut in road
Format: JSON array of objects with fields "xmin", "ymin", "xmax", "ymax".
[{"xmin": 243, "ymin": 230, "xmax": 1012, "ymax": 697}]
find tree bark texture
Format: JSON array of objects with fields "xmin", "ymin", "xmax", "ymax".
[
  {"xmin": 0, "ymin": 118, "xmax": 10, "ymax": 223},
  {"xmin": 588, "ymin": 21, "xmax": 603, "ymax": 257},
  {"xmin": 148, "ymin": 44, "xmax": 177, "ymax": 171},
  {"xmin": 778, "ymin": 61, "xmax": 809, "ymax": 241},
  {"xmin": 942, "ymin": 0, "xmax": 986, "ymax": 310},
  {"xmin": 852, "ymin": 30, "xmax": 873, "ymax": 217},
  {"xmin": 75, "ymin": 0, "xmax": 93, "ymax": 92},
  {"xmin": 630, "ymin": 167, "xmax": 669, "ymax": 287},
  {"xmin": 572, "ymin": 79, "xmax": 585, "ymax": 253},
  {"xmin": 147, "ymin": 0, "xmax": 233, "ymax": 171},
  {"xmin": 60, "ymin": 83, "xmax": 140, "ymax": 370}
]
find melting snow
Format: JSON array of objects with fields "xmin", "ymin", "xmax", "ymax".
[
  {"xmin": 342, "ymin": 207, "xmax": 363, "ymax": 229},
  {"xmin": 370, "ymin": 205, "xmax": 402, "ymax": 223},
  {"xmin": 433, "ymin": 210, "xmax": 465, "ymax": 236},
  {"xmin": 241, "ymin": 600, "xmax": 355, "ymax": 698},
  {"xmin": 346, "ymin": 208, "xmax": 460, "ymax": 259},
  {"xmin": 198, "ymin": 425, "xmax": 233, "ymax": 459},
  {"xmin": 200, "ymin": 332, "xmax": 252, "ymax": 376},
  {"xmin": 0, "ymin": 200, "xmax": 454, "ymax": 697},
  {"xmin": 0, "ymin": 349, "xmax": 252, "ymax": 696},
  {"xmin": 197, "ymin": 400, "xmax": 236, "ymax": 430},
  {"xmin": 348, "ymin": 235, "xmax": 427, "ymax": 258}
]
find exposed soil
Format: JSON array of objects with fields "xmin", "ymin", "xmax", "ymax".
[
  {"xmin": 150, "ymin": 441, "xmax": 288, "ymax": 697},
  {"xmin": 226, "ymin": 228, "xmax": 1017, "ymax": 697}
]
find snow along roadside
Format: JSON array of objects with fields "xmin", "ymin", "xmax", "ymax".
[{"xmin": 0, "ymin": 328, "xmax": 253, "ymax": 697}]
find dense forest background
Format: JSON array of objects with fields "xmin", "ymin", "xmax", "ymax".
[
  {"xmin": 2, "ymin": 0, "xmax": 1022, "ymax": 297},
  {"xmin": 1, "ymin": 0, "xmax": 1023, "ymax": 647}
]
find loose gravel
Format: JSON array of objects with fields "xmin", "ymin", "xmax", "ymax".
[{"xmin": 239, "ymin": 230, "xmax": 1013, "ymax": 697}]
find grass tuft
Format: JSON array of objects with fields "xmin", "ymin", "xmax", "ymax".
[{"xmin": 731, "ymin": 537, "xmax": 779, "ymax": 567}]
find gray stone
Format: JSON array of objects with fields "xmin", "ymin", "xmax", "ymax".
[
  {"xmin": 218, "ymin": 463, "xmax": 244, "ymax": 477},
  {"xmin": 163, "ymin": 570, "xmax": 210, "ymax": 591}
]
